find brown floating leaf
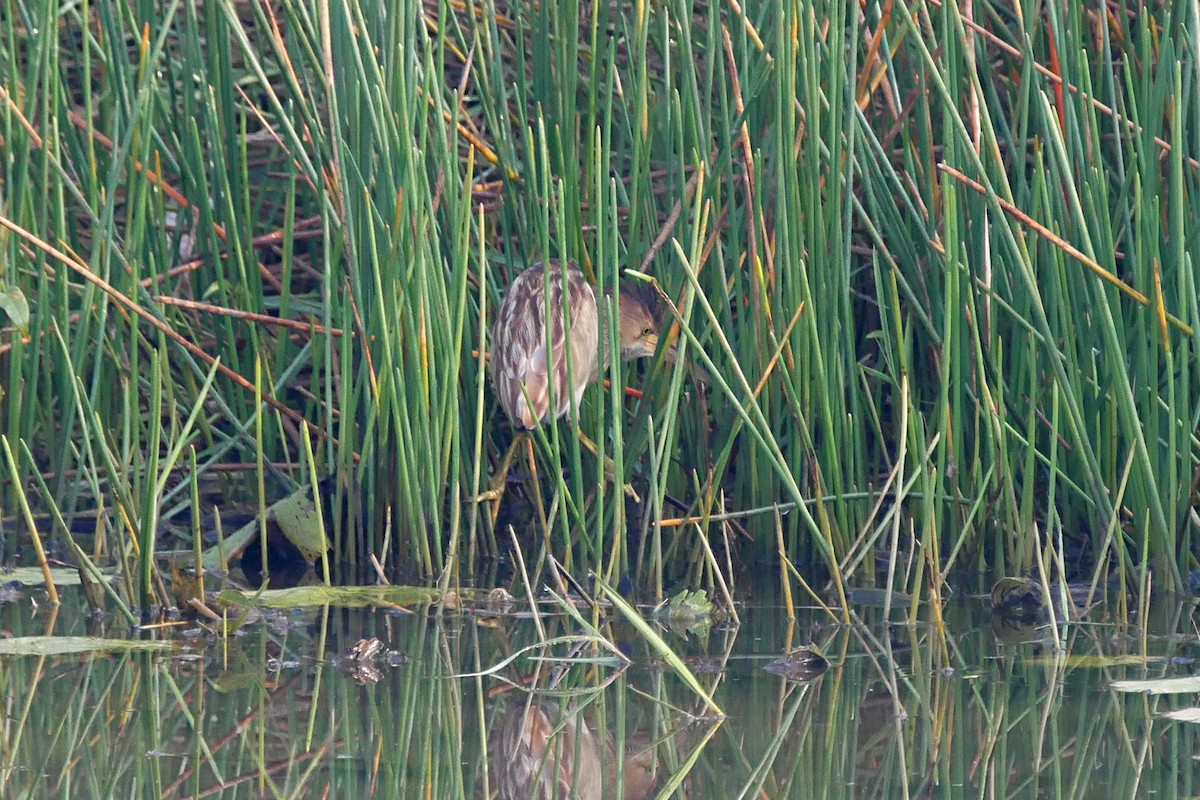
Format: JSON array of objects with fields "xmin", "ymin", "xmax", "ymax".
[{"xmin": 764, "ymin": 646, "xmax": 830, "ymax": 681}]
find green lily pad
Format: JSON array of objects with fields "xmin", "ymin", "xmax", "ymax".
[{"xmin": 654, "ymin": 589, "xmax": 718, "ymax": 637}]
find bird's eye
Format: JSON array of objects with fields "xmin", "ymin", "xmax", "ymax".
[{"xmin": 642, "ymin": 326, "xmax": 653, "ymax": 336}]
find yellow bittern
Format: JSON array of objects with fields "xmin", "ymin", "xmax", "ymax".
[
  {"xmin": 491, "ymin": 260, "xmax": 665, "ymax": 429},
  {"xmin": 483, "ymin": 260, "xmax": 669, "ymax": 511}
]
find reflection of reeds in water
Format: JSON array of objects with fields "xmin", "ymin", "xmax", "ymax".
[{"xmin": 490, "ymin": 701, "xmax": 659, "ymax": 800}]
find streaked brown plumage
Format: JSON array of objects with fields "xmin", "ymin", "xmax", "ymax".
[
  {"xmin": 491, "ymin": 261, "xmax": 664, "ymax": 429},
  {"xmin": 490, "ymin": 701, "xmax": 659, "ymax": 800},
  {"xmin": 492, "ymin": 701, "xmax": 601, "ymax": 800}
]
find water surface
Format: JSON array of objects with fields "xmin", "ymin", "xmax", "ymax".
[{"xmin": 0, "ymin": 576, "xmax": 1194, "ymax": 799}]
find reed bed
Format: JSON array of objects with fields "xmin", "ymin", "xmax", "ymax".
[{"xmin": 0, "ymin": 0, "xmax": 1196, "ymax": 608}]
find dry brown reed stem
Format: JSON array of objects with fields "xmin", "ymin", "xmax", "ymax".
[
  {"xmin": 937, "ymin": 163, "xmax": 1192, "ymax": 336},
  {"xmin": 154, "ymin": 297, "xmax": 346, "ymax": 338},
  {"xmin": 0, "ymin": 214, "xmax": 342, "ymax": 449},
  {"xmin": 923, "ymin": 0, "xmax": 1200, "ymax": 171}
]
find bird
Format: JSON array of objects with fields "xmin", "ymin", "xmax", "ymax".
[
  {"xmin": 481, "ymin": 260, "xmax": 671, "ymax": 512},
  {"xmin": 490, "ymin": 700, "xmax": 660, "ymax": 800},
  {"xmin": 491, "ymin": 260, "xmax": 667, "ymax": 430}
]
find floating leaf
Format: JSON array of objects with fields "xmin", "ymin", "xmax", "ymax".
[
  {"xmin": 1110, "ymin": 676, "xmax": 1200, "ymax": 694},
  {"xmin": 1161, "ymin": 707, "xmax": 1200, "ymax": 723},
  {"xmin": 1027, "ymin": 655, "xmax": 1164, "ymax": 668},
  {"xmin": 218, "ymin": 584, "xmax": 442, "ymax": 609},
  {"xmin": 764, "ymin": 646, "xmax": 831, "ymax": 681},
  {"xmin": 0, "ymin": 284, "xmax": 30, "ymax": 335},
  {"xmin": 0, "ymin": 567, "xmax": 113, "ymax": 588},
  {"xmin": 990, "ymin": 577, "xmax": 1045, "ymax": 619},
  {"xmin": 271, "ymin": 487, "xmax": 330, "ymax": 563},
  {"xmin": 655, "ymin": 589, "xmax": 717, "ymax": 637},
  {"xmin": 202, "ymin": 485, "xmax": 332, "ymax": 571},
  {"xmin": 0, "ymin": 636, "xmax": 173, "ymax": 656}
]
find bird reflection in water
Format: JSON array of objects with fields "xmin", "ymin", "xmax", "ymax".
[{"xmin": 490, "ymin": 700, "xmax": 659, "ymax": 800}]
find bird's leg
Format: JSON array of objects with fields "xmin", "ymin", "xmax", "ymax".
[
  {"xmin": 575, "ymin": 429, "xmax": 642, "ymax": 503},
  {"xmin": 477, "ymin": 427, "xmax": 640, "ymax": 523},
  {"xmin": 477, "ymin": 431, "xmax": 526, "ymax": 523},
  {"xmin": 524, "ymin": 433, "xmax": 552, "ymax": 551}
]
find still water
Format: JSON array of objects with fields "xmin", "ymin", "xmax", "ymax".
[{"xmin": 0, "ymin": 574, "xmax": 1195, "ymax": 799}]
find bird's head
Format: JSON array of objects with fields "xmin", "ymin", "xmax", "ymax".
[{"xmin": 615, "ymin": 283, "xmax": 671, "ymax": 361}]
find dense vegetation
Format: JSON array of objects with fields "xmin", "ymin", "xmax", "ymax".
[{"xmin": 1, "ymin": 0, "xmax": 1197, "ymax": 606}]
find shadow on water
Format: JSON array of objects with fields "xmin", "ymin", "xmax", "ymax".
[{"xmin": 0, "ymin": 573, "xmax": 1197, "ymax": 799}]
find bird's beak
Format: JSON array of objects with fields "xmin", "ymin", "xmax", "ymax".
[{"xmin": 624, "ymin": 333, "xmax": 661, "ymax": 361}]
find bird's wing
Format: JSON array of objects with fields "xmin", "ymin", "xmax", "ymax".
[
  {"xmin": 547, "ymin": 270, "xmax": 599, "ymax": 420},
  {"xmin": 492, "ymin": 270, "xmax": 551, "ymax": 428}
]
